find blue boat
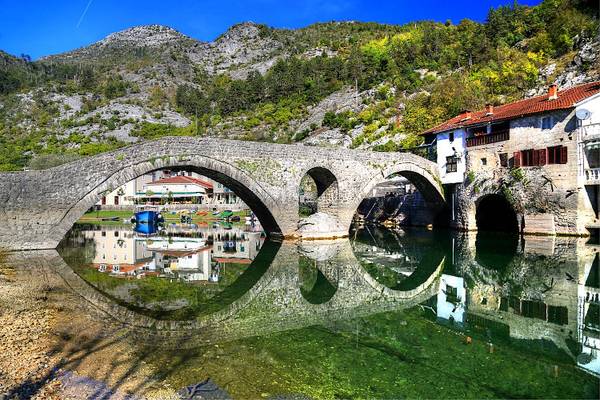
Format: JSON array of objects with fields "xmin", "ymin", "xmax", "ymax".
[
  {"xmin": 134, "ymin": 222, "xmax": 158, "ymax": 235},
  {"xmin": 132, "ymin": 206, "xmax": 164, "ymax": 225}
]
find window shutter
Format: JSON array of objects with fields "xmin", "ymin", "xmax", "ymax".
[
  {"xmin": 533, "ymin": 149, "xmax": 539, "ymax": 166},
  {"xmin": 513, "ymin": 152, "xmax": 521, "ymax": 167},
  {"xmin": 538, "ymin": 149, "xmax": 547, "ymax": 166},
  {"xmin": 560, "ymin": 146, "xmax": 568, "ymax": 164}
]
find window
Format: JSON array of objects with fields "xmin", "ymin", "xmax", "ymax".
[
  {"xmin": 481, "ymin": 158, "xmax": 487, "ymax": 166},
  {"xmin": 499, "ymin": 153, "xmax": 508, "ymax": 167},
  {"xmin": 541, "ymin": 116, "xmax": 554, "ymax": 130},
  {"xmin": 491, "ymin": 121, "xmax": 510, "ymax": 134},
  {"xmin": 449, "ymin": 131, "xmax": 454, "ymax": 142},
  {"xmin": 521, "ymin": 149, "xmax": 536, "ymax": 167},
  {"xmin": 517, "ymin": 149, "xmax": 548, "ymax": 167},
  {"xmin": 445, "ymin": 285, "xmax": 459, "ymax": 304},
  {"xmin": 101, "ymin": 231, "xmax": 106, "ymax": 237},
  {"xmin": 547, "ymin": 145, "xmax": 567, "ymax": 164},
  {"xmin": 114, "ymin": 231, "xmax": 119, "ymax": 237},
  {"xmin": 446, "ymin": 156, "xmax": 458, "ymax": 173},
  {"xmin": 547, "ymin": 305, "xmax": 568, "ymax": 325}
]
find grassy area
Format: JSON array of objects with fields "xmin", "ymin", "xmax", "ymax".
[
  {"xmin": 77, "ymin": 209, "xmax": 250, "ymax": 224},
  {"xmin": 78, "ymin": 210, "xmax": 134, "ymax": 221}
]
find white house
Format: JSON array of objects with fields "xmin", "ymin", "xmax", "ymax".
[
  {"xmin": 140, "ymin": 175, "xmax": 214, "ymax": 204},
  {"xmin": 96, "ymin": 170, "xmax": 248, "ymax": 208},
  {"xmin": 437, "ymin": 274, "xmax": 467, "ymax": 325}
]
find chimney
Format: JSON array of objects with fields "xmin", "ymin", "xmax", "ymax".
[
  {"xmin": 485, "ymin": 104, "xmax": 494, "ymax": 116},
  {"xmin": 548, "ymin": 84, "xmax": 558, "ymax": 100},
  {"xmin": 460, "ymin": 110, "xmax": 472, "ymax": 120}
]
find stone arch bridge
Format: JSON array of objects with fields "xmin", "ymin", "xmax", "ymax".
[{"xmin": 0, "ymin": 137, "xmax": 444, "ymax": 250}]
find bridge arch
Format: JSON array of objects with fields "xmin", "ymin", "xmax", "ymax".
[
  {"xmin": 475, "ymin": 193, "xmax": 519, "ymax": 233},
  {"xmin": 343, "ymin": 160, "xmax": 446, "ymax": 231},
  {"xmin": 56, "ymin": 155, "xmax": 284, "ymax": 243},
  {"xmin": 298, "ymin": 166, "xmax": 340, "ymax": 217}
]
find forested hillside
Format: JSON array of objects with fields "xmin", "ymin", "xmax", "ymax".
[{"xmin": 0, "ymin": 0, "xmax": 598, "ymax": 171}]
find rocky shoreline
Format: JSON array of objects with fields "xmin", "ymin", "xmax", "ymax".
[{"xmin": 0, "ymin": 256, "xmax": 183, "ymax": 400}]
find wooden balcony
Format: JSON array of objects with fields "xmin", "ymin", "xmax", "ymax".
[{"xmin": 466, "ymin": 130, "xmax": 509, "ymax": 148}]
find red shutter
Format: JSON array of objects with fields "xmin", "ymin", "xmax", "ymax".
[
  {"xmin": 560, "ymin": 146, "xmax": 568, "ymax": 164},
  {"xmin": 513, "ymin": 152, "xmax": 521, "ymax": 167},
  {"xmin": 533, "ymin": 149, "xmax": 539, "ymax": 166},
  {"xmin": 538, "ymin": 149, "xmax": 547, "ymax": 166}
]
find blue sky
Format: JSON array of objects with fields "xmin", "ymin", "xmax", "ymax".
[{"xmin": 1, "ymin": 0, "xmax": 540, "ymax": 59}]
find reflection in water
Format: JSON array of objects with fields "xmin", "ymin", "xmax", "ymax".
[
  {"xmin": 59, "ymin": 222, "xmax": 266, "ymax": 318},
  {"xmin": 44, "ymin": 224, "xmax": 600, "ymax": 397}
]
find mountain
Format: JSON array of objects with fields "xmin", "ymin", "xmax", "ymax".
[{"xmin": 0, "ymin": 0, "xmax": 599, "ymax": 171}]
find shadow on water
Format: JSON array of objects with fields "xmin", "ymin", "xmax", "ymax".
[
  {"xmin": 475, "ymin": 231, "xmax": 519, "ymax": 272},
  {"xmin": 298, "ymin": 255, "xmax": 337, "ymax": 304}
]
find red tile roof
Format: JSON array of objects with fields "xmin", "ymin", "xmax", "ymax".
[
  {"xmin": 421, "ymin": 81, "xmax": 600, "ymax": 136},
  {"xmin": 148, "ymin": 175, "xmax": 213, "ymax": 189}
]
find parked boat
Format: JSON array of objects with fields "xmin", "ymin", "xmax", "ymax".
[
  {"xmin": 132, "ymin": 206, "xmax": 164, "ymax": 225},
  {"xmin": 220, "ymin": 210, "xmax": 234, "ymax": 219}
]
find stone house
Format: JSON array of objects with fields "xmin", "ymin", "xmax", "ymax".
[{"xmin": 422, "ymin": 81, "xmax": 600, "ymax": 236}]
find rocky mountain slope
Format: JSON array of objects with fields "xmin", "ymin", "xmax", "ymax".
[{"xmin": 0, "ymin": 0, "xmax": 599, "ymax": 171}]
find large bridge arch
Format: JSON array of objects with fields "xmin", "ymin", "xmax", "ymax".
[{"xmin": 57, "ymin": 154, "xmax": 284, "ymax": 244}]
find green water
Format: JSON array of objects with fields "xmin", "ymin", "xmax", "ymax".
[{"xmin": 51, "ymin": 223, "xmax": 600, "ymax": 398}]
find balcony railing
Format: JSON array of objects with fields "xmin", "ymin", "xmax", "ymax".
[
  {"xmin": 585, "ymin": 168, "xmax": 600, "ymax": 182},
  {"xmin": 580, "ymin": 123, "xmax": 600, "ymax": 142},
  {"xmin": 466, "ymin": 130, "xmax": 509, "ymax": 147}
]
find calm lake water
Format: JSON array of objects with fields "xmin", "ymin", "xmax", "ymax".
[{"xmin": 18, "ymin": 221, "xmax": 600, "ymax": 398}]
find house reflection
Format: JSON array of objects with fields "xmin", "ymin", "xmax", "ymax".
[
  {"xmin": 432, "ymin": 234, "xmax": 600, "ymax": 377},
  {"xmin": 82, "ymin": 224, "xmax": 265, "ymax": 284}
]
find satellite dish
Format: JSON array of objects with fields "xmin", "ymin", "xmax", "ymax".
[{"xmin": 576, "ymin": 108, "xmax": 591, "ymax": 120}]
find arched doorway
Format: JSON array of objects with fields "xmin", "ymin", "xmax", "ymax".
[
  {"xmin": 475, "ymin": 194, "xmax": 519, "ymax": 233},
  {"xmin": 298, "ymin": 167, "xmax": 339, "ymax": 217}
]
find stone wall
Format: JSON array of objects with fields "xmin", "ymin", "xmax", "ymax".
[{"xmin": 0, "ymin": 137, "xmax": 444, "ymax": 250}]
